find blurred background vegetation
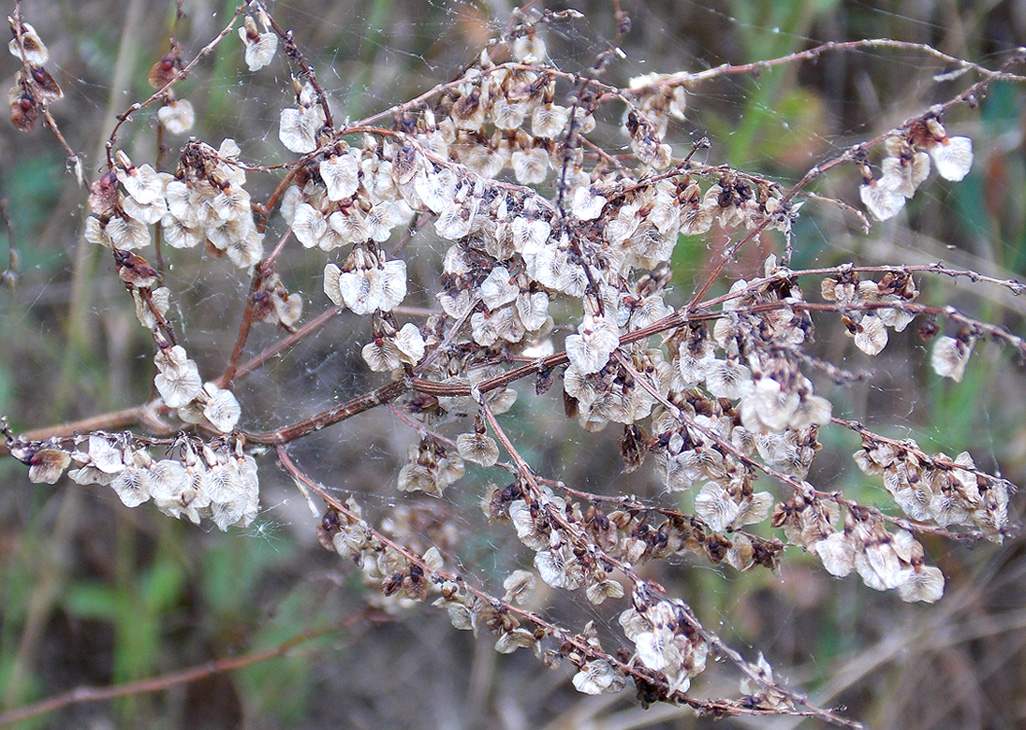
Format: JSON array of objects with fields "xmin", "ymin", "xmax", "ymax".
[{"xmin": 0, "ymin": 1, "xmax": 1024, "ymax": 728}]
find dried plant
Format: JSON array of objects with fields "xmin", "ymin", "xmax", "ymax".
[{"xmin": 2, "ymin": 2, "xmax": 1025, "ymax": 727}]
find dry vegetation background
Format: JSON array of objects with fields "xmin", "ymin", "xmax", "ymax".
[{"xmin": 0, "ymin": 1, "xmax": 1025, "ymax": 729}]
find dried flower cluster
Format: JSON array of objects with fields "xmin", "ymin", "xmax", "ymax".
[
  {"xmin": 3, "ymin": 427, "xmax": 258, "ymax": 531},
  {"xmin": 6, "ymin": 17, "xmax": 61, "ymax": 132},
  {"xmin": 3, "ymin": 4, "xmax": 1025, "ymax": 727},
  {"xmin": 859, "ymin": 118, "xmax": 974, "ymax": 221}
]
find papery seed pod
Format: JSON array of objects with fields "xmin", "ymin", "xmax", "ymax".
[
  {"xmin": 930, "ymin": 334, "xmax": 975, "ymax": 382},
  {"xmin": 929, "ymin": 136, "xmax": 973, "ymax": 181},
  {"xmin": 618, "ymin": 423, "xmax": 647, "ymax": 472},
  {"xmin": 859, "ymin": 178, "xmax": 905, "ymax": 221},
  {"xmin": 572, "ymin": 660, "xmax": 626, "ymax": 695},
  {"xmin": 320, "ymin": 150, "xmax": 361, "ymax": 201},
  {"xmin": 852, "ymin": 314, "xmax": 888, "ymax": 356},
  {"xmin": 395, "ymin": 323, "xmax": 425, "ymax": 365},
  {"xmin": 114, "ymin": 248, "xmax": 159, "ymax": 288},
  {"xmin": 116, "ymin": 160, "xmax": 164, "ymax": 207},
  {"xmin": 362, "ymin": 332, "xmax": 401, "ymax": 372},
  {"xmin": 148, "ymin": 44, "xmax": 183, "ymax": 88},
  {"xmin": 26, "ymin": 66, "xmax": 61, "ymax": 103},
  {"xmin": 148, "ymin": 458, "xmax": 189, "ymax": 502},
  {"xmin": 328, "ymin": 205, "xmax": 370, "ymax": 245},
  {"xmin": 154, "ymin": 346, "xmax": 203, "ymax": 408},
  {"xmin": 223, "ymin": 225, "xmax": 264, "ymax": 269},
  {"xmin": 111, "ymin": 465, "xmax": 153, "ymax": 508},
  {"xmin": 898, "ymin": 564, "xmax": 944, "ymax": 603},
  {"xmin": 316, "ymin": 507, "xmax": 342, "ymax": 551},
  {"xmin": 239, "ymin": 15, "xmax": 278, "ymax": 71},
  {"xmin": 279, "ymin": 95, "xmax": 324, "ymax": 154},
  {"xmin": 571, "ymin": 186, "xmax": 607, "ymax": 221},
  {"xmin": 202, "ymin": 383, "xmax": 242, "ymax": 433},
  {"xmin": 456, "ymin": 432, "xmax": 499, "ymax": 467},
  {"xmin": 390, "ymin": 144, "xmax": 420, "ymax": 185},
  {"xmin": 27, "ymin": 447, "xmax": 71, "ymax": 484},
  {"xmin": 88, "ymin": 172, "xmax": 120, "ymax": 215},
  {"xmin": 158, "ymin": 98, "xmax": 195, "ymax": 135},
  {"xmin": 8, "ymin": 21, "xmax": 48, "ymax": 65},
  {"xmin": 8, "ymin": 84, "xmax": 36, "ymax": 131},
  {"xmin": 132, "ymin": 286, "xmax": 170, "ymax": 330}
]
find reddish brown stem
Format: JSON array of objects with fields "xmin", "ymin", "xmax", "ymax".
[
  {"xmin": 105, "ymin": 3, "xmax": 245, "ymax": 167},
  {"xmin": 255, "ymin": 167, "xmax": 297, "ymax": 232},
  {"xmin": 218, "ymin": 268, "xmax": 266, "ymax": 389},
  {"xmin": 276, "ymin": 445, "xmax": 854, "ymax": 727},
  {"xmin": 233, "ymin": 305, "xmax": 342, "ymax": 383},
  {"xmin": 0, "ymin": 614, "xmax": 369, "ymax": 727}
]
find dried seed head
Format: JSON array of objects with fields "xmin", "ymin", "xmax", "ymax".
[
  {"xmin": 158, "ymin": 98, "xmax": 195, "ymax": 135},
  {"xmin": 8, "ymin": 20, "xmax": 48, "ymax": 65},
  {"xmin": 239, "ymin": 15, "xmax": 278, "ymax": 71},
  {"xmin": 930, "ymin": 335, "xmax": 975, "ymax": 382},
  {"xmin": 27, "ymin": 447, "xmax": 71, "ymax": 484},
  {"xmin": 8, "ymin": 84, "xmax": 37, "ymax": 131},
  {"xmin": 148, "ymin": 44, "xmax": 183, "ymax": 89}
]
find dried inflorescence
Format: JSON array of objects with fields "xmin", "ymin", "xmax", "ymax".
[
  {"xmin": 859, "ymin": 118, "xmax": 974, "ymax": 221},
  {"xmin": 3, "ymin": 5, "xmax": 1025, "ymax": 728},
  {"xmin": 6, "ymin": 18, "xmax": 61, "ymax": 132},
  {"xmin": 3, "ymin": 426, "xmax": 258, "ymax": 530}
]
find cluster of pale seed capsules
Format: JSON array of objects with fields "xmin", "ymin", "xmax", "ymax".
[{"xmin": 4, "ymin": 4, "xmax": 1024, "ymax": 724}]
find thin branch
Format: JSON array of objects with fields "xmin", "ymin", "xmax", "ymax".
[
  {"xmin": 233, "ymin": 305, "xmax": 342, "ymax": 383},
  {"xmin": 259, "ymin": 6, "xmax": 334, "ymax": 129},
  {"xmin": 41, "ymin": 108, "xmax": 84, "ymax": 186},
  {"xmin": 627, "ymin": 38, "xmax": 1026, "ymax": 94},
  {"xmin": 243, "ymin": 379, "xmax": 408, "ymax": 444},
  {"xmin": 0, "ymin": 405, "xmax": 169, "ymax": 458},
  {"xmin": 685, "ymin": 50, "xmax": 1026, "ymax": 308},
  {"xmin": 277, "ymin": 445, "xmax": 856, "ymax": 727},
  {"xmin": 218, "ymin": 266, "xmax": 267, "ymax": 389},
  {"xmin": 833, "ymin": 417, "xmax": 1018, "ymax": 495},
  {"xmin": 104, "ymin": 2, "xmax": 246, "ymax": 167},
  {"xmin": 611, "ymin": 351, "xmax": 1000, "ymax": 543},
  {"xmin": 0, "ymin": 614, "xmax": 370, "ymax": 727},
  {"xmin": 0, "ymin": 199, "xmax": 18, "ymax": 287},
  {"xmin": 476, "ymin": 390, "xmax": 858, "ymax": 727}
]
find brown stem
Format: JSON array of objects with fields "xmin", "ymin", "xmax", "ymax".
[
  {"xmin": 686, "ymin": 54, "xmax": 1025, "ymax": 309},
  {"xmin": 611, "ymin": 351, "xmax": 997, "ymax": 543},
  {"xmin": 264, "ymin": 228, "xmax": 293, "ymax": 267},
  {"xmin": 41, "ymin": 108, "xmax": 84, "ymax": 186},
  {"xmin": 276, "ymin": 446, "xmax": 853, "ymax": 727},
  {"xmin": 138, "ymin": 286, "xmax": 178, "ymax": 347},
  {"xmin": 0, "ymin": 200, "xmax": 18, "ymax": 285},
  {"xmin": 244, "ymin": 379, "xmax": 408, "ymax": 444},
  {"xmin": 254, "ymin": 168, "xmax": 297, "ymax": 232},
  {"xmin": 0, "ymin": 406, "xmax": 168, "ymax": 458},
  {"xmin": 218, "ymin": 268, "xmax": 266, "ymax": 389},
  {"xmin": 0, "ymin": 614, "xmax": 369, "ymax": 727},
  {"xmin": 153, "ymin": 121, "xmax": 166, "ymax": 272},
  {"xmin": 641, "ymin": 39, "xmax": 1026, "ymax": 91},
  {"xmin": 832, "ymin": 417, "xmax": 1016, "ymax": 497},
  {"xmin": 105, "ymin": 3, "xmax": 246, "ymax": 167},
  {"xmin": 233, "ymin": 305, "xmax": 342, "ymax": 383},
  {"xmin": 478, "ymin": 389, "xmax": 853, "ymax": 725},
  {"xmin": 8, "ymin": 258, "xmax": 1021, "ymax": 454}
]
